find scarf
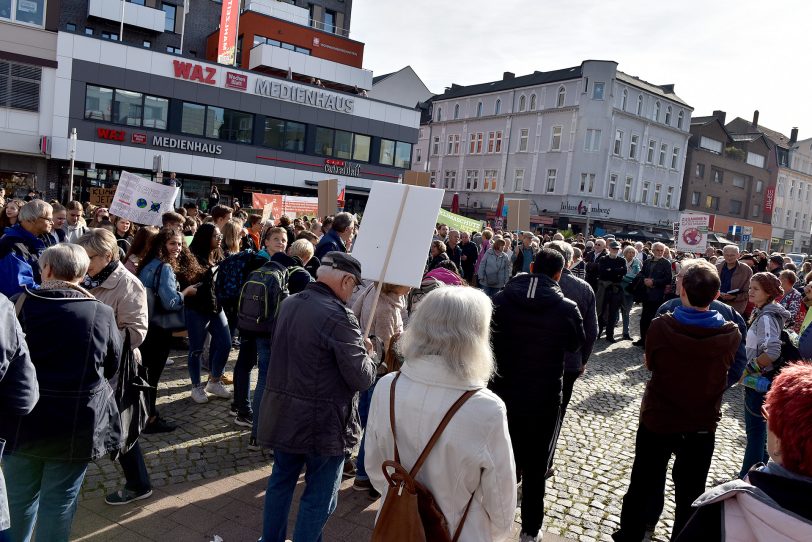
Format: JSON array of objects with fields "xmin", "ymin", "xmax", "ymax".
[
  {"xmin": 39, "ymin": 279, "xmax": 95, "ymax": 298},
  {"xmin": 81, "ymin": 260, "xmax": 118, "ymax": 290}
]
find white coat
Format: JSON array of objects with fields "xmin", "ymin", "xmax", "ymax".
[{"xmin": 365, "ymin": 356, "xmax": 517, "ymax": 541}]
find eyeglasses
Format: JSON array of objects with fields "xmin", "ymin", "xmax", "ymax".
[{"xmin": 39, "ymin": 216, "xmax": 54, "ymax": 223}]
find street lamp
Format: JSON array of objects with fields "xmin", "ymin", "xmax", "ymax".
[{"xmin": 67, "ymin": 128, "xmax": 77, "ymax": 203}]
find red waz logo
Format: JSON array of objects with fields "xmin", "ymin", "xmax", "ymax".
[
  {"xmin": 173, "ymin": 60, "xmax": 216, "ymax": 85},
  {"xmin": 97, "ymin": 127, "xmax": 125, "ymax": 141}
]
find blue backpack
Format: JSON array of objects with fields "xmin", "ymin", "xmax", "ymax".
[{"xmin": 214, "ymin": 250, "xmax": 266, "ymax": 304}]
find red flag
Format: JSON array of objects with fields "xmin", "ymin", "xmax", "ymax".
[
  {"xmin": 337, "ymin": 187, "xmax": 345, "ymax": 208},
  {"xmin": 494, "ymin": 193, "xmax": 505, "ymax": 231},
  {"xmin": 451, "ymin": 192, "xmax": 459, "ymax": 214}
]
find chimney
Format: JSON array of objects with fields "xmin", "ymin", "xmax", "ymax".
[
  {"xmin": 712, "ymin": 110, "xmax": 726, "ymax": 124},
  {"xmin": 503, "ymin": 72, "xmax": 515, "ymax": 80},
  {"xmin": 790, "ymin": 127, "xmax": 799, "ymax": 145},
  {"xmin": 659, "ymin": 84, "xmax": 674, "ymax": 94},
  {"xmin": 752, "ymin": 110, "xmax": 760, "ymax": 128}
]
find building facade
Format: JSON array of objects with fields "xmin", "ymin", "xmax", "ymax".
[
  {"xmin": 680, "ymin": 110, "xmax": 774, "ymax": 250},
  {"xmin": 412, "ymin": 60, "xmax": 693, "ymax": 235}
]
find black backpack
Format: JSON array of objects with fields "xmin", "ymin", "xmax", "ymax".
[
  {"xmin": 215, "ymin": 249, "xmax": 266, "ymax": 304},
  {"xmin": 236, "ymin": 260, "xmax": 289, "ymax": 333}
]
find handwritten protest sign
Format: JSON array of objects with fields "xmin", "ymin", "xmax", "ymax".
[{"xmin": 109, "ymin": 171, "xmax": 179, "ymax": 227}]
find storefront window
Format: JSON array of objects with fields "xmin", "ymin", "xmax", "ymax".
[
  {"xmin": 143, "ymin": 95, "xmax": 168, "ymax": 129},
  {"xmin": 85, "ymin": 85, "xmax": 114, "ymax": 121},
  {"xmin": 334, "ymin": 130, "xmax": 353, "ymax": 159},
  {"xmin": 315, "ymin": 127, "xmax": 334, "ymax": 156},
  {"xmin": 181, "ymin": 102, "xmax": 205, "ymax": 136},
  {"xmin": 395, "ymin": 141, "xmax": 412, "ymax": 169},
  {"xmin": 379, "ymin": 139, "xmax": 395, "ymax": 166},
  {"xmin": 353, "ymin": 134, "xmax": 370, "ymax": 162},
  {"xmin": 263, "ymin": 117, "xmax": 285, "ymax": 148},
  {"xmin": 113, "ymin": 89, "xmax": 143, "ymax": 126},
  {"xmin": 222, "ymin": 109, "xmax": 253, "ymax": 143},
  {"xmin": 284, "ymin": 121, "xmax": 305, "ymax": 152}
]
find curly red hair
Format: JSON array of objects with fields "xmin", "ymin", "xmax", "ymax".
[{"xmin": 764, "ymin": 363, "xmax": 812, "ymax": 477}]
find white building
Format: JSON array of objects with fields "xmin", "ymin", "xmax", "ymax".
[
  {"xmin": 777, "ymin": 131, "xmax": 812, "ymax": 252},
  {"xmin": 412, "ymin": 60, "xmax": 693, "ymax": 234},
  {"xmin": 367, "ymin": 66, "xmax": 434, "ymax": 109}
]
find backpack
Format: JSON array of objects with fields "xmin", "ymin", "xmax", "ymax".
[
  {"xmin": 236, "ymin": 260, "xmax": 289, "ymax": 333},
  {"xmin": 371, "ymin": 373, "xmax": 477, "ymax": 542},
  {"xmin": 215, "ymin": 249, "xmax": 265, "ymax": 304}
]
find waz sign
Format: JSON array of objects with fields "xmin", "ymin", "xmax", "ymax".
[{"xmin": 172, "ymin": 60, "xmax": 217, "ymax": 85}]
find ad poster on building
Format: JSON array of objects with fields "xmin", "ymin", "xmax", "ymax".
[
  {"xmin": 217, "ymin": 0, "xmax": 239, "ymax": 65},
  {"xmin": 675, "ymin": 212, "xmax": 709, "ymax": 254}
]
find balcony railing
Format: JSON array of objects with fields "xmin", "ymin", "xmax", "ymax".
[{"xmin": 87, "ymin": 0, "xmax": 166, "ymax": 33}]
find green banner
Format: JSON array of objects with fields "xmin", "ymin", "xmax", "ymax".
[{"xmin": 437, "ymin": 208, "xmax": 484, "ymax": 233}]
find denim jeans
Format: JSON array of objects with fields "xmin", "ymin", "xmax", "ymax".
[
  {"xmin": 233, "ymin": 332, "xmax": 271, "ymax": 419},
  {"xmin": 2, "ymin": 455, "xmax": 88, "ymax": 542},
  {"xmin": 620, "ymin": 293, "xmax": 634, "ymax": 336},
  {"xmin": 117, "ymin": 441, "xmax": 150, "ymax": 492},
  {"xmin": 185, "ymin": 307, "xmax": 231, "ymax": 386},
  {"xmin": 354, "ymin": 380, "xmax": 377, "ymax": 481},
  {"xmin": 740, "ymin": 387, "xmax": 769, "ymax": 478},
  {"xmin": 261, "ymin": 451, "xmax": 344, "ymax": 542},
  {"xmin": 482, "ymin": 285, "xmax": 501, "ymax": 298}
]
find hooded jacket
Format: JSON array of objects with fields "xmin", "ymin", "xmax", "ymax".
[
  {"xmin": 642, "ymin": 312, "xmax": 740, "ymax": 433},
  {"xmin": 746, "ymin": 303, "xmax": 791, "ymax": 368},
  {"xmin": 0, "ymin": 224, "xmax": 53, "ymax": 297},
  {"xmin": 489, "ymin": 273, "xmax": 585, "ymax": 413},
  {"xmin": 478, "ymin": 248, "xmax": 511, "ymax": 288}
]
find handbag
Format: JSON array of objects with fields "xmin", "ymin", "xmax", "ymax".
[
  {"xmin": 111, "ymin": 330, "xmax": 153, "ymax": 459},
  {"xmin": 146, "ymin": 263, "xmax": 186, "ymax": 331},
  {"xmin": 626, "ymin": 271, "xmax": 647, "ymax": 302}
]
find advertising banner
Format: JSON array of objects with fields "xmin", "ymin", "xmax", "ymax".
[
  {"xmin": 217, "ymin": 0, "xmax": 239, "ymax": 65},
  {"xmin": 251, "ymin": 193, "xmax": 319, "ymax": 219},
  {"xmin": 764, "ymin": 186, "xmax": 775, "ymax": 217},
  {"xmin": 436, "ymin": 209, "xmax": 484, "ymax": 233},
  {"xmin": 109, "ymin": 171, "xmax": 179, "ymax": 227},
  {"xmin": 675, "ymin": 212, "xmax": 709, "ymax": 254}
]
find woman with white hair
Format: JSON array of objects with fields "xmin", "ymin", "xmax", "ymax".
[
  {"xmin": 620, "ymin": 245, "xmax": 641, "ymax": 341},
  {"xmin": 365, "ymin": 287, "xmax": 516, "ymax": 541},
  {"xmin": 0, "ymin": 243, "xmax": 122, "ymax": 541}
]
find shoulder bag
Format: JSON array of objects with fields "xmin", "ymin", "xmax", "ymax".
[{"xmin": 146, "ymin": 263, "xmax": 186, "ymax": 331}]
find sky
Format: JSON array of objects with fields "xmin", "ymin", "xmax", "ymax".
[{"xmin": 352, "ymin": 0, "xmax": 810, "ymax": 139}]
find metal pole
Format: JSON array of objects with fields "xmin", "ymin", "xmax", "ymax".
[
  {"xmin": 179, "ymin": 0, "xmax": 188, "ymax": 53},
  {"xmin": 67, "ymin": 128, "xmax": 77, "ymax": 203},
  {"xmin": 119, "ymin": 0, "xmax": 125, "ymax": 41},
  {"xmin": 585, "ymin": 201, "xmax": 591, "ymax": 237}
]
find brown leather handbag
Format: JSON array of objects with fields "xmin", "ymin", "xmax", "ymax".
[{"xmin": 371, "ymin": 373, "xmax": 478, "ymax": 542}]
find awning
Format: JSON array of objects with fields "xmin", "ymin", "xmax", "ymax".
[{"xmin": 708, "ymin": 233, "xmax": 736, "ymax": 246}]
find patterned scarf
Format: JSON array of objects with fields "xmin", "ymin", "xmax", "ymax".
[
  {"xmin": 81, "ymin": 260, "xmax": 118, "ymax": 290},
  {"xmin": 39, "ymin": 279, "xmax": 95, "ymax": 298}
]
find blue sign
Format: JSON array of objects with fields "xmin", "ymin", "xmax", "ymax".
[
  {"xmin": 502, "ymin": 205, "xmax": 508, "ymax": 217},
  {"xmin": 742, "ymin": 234, "xmax": 751, "ymax": 244}
]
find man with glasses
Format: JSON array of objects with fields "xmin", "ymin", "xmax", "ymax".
[
  {"xmin": 716, "ymin": 245, "xmax": 752, "ymax": 315},
  {"xmin": 0, "ymin": 200, "xmax": 55, "ymax": 296}
]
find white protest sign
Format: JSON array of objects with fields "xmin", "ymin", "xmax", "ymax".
[
  {"xmin": 675, "ymin": 212, "xmax": 709, "ymax": 253},
  {"xmin": 109, "ymin": 171, "xmax": 179, "ymax": 227},
  {"xmin": 351, "ymin": 181, "xmax": 444, "ymax": 289}
]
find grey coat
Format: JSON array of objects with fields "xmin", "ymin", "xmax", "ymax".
[
  {"xmin": 559, "ymin": 269, "xmax": 599, "ymax": 373},
  {"xmin": 257, "ymin": 281, "xmax": 377, "ymax": 456}
]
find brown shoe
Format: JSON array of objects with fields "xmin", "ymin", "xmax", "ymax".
[{"xmin": 219, "ymin": 372, "xmax": 234, "ymax": 385}]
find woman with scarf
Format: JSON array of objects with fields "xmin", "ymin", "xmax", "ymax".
[
  {"xmin": 76, "ymin": 229, "xmax": 153, "ymax": 506},
  {"xmin": 0, "ymin": 244, "xmax": 122, "ymax": 541}
]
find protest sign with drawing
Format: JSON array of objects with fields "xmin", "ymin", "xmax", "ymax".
[{"xmin": 109, "ymin": 171, "xmax": 179, "ymax": 227}]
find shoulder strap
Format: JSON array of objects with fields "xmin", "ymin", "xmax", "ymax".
[{"xmin": 14, "ymin": 292, "xmax": 27, "ymax": 316}]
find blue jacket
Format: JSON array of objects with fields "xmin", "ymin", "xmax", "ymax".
[
  {"xmin": 138, "ymin": 259, "xmax": 184, "ymax": 313},
  {"xmin": 314, "ymin": 229, "xmax": 346, "ymax": 261},
  {"xmin": 0, "ymin": 224, "xmax": 53, "ymax": 297},
  {"xmin": 657, "ymin": 298, "xmax": 747, "ymax": 388}
]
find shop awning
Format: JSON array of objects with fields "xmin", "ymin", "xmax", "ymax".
[{"xmin": 708, "ymin": 233, "xmax": 736, "ymax": 246}]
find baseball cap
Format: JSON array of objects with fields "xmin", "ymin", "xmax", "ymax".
[
  {"xmin": 321, "ymin": 252, "xmax": 363, "ymax": 285},
  {"xmin": 769, "ymin": 255, "xmax": 785, "ymax": 266},
  {"xmin": 608, "ymin": 241, "xmax": 621, "ymax": 249}
]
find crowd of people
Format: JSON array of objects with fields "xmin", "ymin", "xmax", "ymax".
[{"xmin": 0, "ymin": 188, "xmax": 811, "ymax": 542}]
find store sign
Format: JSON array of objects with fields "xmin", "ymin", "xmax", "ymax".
[
  {"xmin": 560, "ymin": 200, "xmax": 611, "ymax": 217},
  {"xmin": 764, "ymin": 186, "xmax": 775, "ymax": 215},
  {"xmin": 324, "ymin": 159, "xmax": 361, "ymax": 177},
  {"xmin": 131, "ymin": 133, "xmax": 147, "ymax": 145},
  {"xmin": 152, "ymin": 136, "xmax": 222, "ymax": 155},
  {"xmin": 225, "ymin": 72, "xmax": 247, "ymax": 91},
  {"xmin": 254, "ymin": 80, "xmax": 354, "ymax": 113},
  {"xmin": 97, "ymin": 127, "xmax": 126, "ymax": 141},
  {"xmin": 172, "ymin": 60, "xmax": 216, "ymax": 85}
]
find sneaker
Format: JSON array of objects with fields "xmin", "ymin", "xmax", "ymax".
[
  {"xmin": 205, "ymin": 379, "xmax": 232, "ymax": 399},
  {"xmin": 247, "ymin": 436, "xmax": 261, "ymax": 451},
  {"xmin": 353, "ymin": 478, "xmax": 373, "ymax": 491},
  {"xmin": 519, "ymin": 532, "xmax": 543, "ymax": 542},
  {"xmin": 220, "ymin": 372, "xmax": 234, "ymax": 385},
  {"xmin": 228, "ymin": 406, "xmax": 238, "ymax": 416},
  {"xmin": 234, "ymin": 415, "xmax": 253, "ymax": 428},
  {"xmin": 191, "ymin": 385, "xmax": 209, "ymax": 404},
  {"xmin": 142, "ymin": 416, "xmax": 176, "ymax": 434},
  {"xmin": 165, "ymin": 357, "xmax": 175, "ymax": 366},
  {"xmin": 105, "ymin": 487, "xmax": 153, "ymax": 506},
  {"xmin": 342, "ymin": 459, "xmax": 356, "ymax": 478}
]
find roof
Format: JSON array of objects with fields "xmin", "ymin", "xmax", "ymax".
[
  {"xmin": 691, "ymin": 115, "xmax": 717, "ymax": 125},
  {"xmin": 372, "ymin": 71, "xmax": 396, "ymax": 85},
  {"xmin": 616, "ymin": 71, "xmax": 690, "ymax": 107},
  {"xmin": 726, "ymin": 117, "xmax": 791, "ymax": 147},
  {"xmin": 432, "ymin": 65, "xmax": 583, "ymax": 101}
]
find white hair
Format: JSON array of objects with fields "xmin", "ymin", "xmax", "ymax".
[
  {"xmin": 39, "ymin": 243, "xmax": 89, "ymax": 281},
  {"xmin": 723, "ymin": 244, "xmax": 740, "ymax": 254},
  {"xmin": 399, "ymin": 287, "xmax": 494, "ymax": 383},
  {"xmin": 652, "ymin": 242, "xmax": 667, "ymax": 251},
  {"xmin": 552, "ymin": 232, "xmax": 565, "ymax": 241},
  {"xmin": 545, "ymin": 240, "xmax": 573, "ymax": 265},
  {"xmin": 316, "ymin": 265, "xmax": 351, "ymax": 282},
  {"xmin": 623, "ymin": 245, "xmax": 637, "ymax": 258},
  {"xmin": 19, "ymin": 199, "xmax": 52, "ymax": 223}
]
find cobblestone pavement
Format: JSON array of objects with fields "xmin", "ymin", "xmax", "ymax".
[{"xmin": 72, "ymin": 305, "xmax": 747, "ymax": 542}]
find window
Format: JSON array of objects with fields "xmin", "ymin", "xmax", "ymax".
[
  {"xmin": 101, "ymin": 31, "xmax": 119, "ymax": 40},
  {"xmin": 465, "ymin": 170, "xmax": 479, "ymax": 190},
  {"xmin": 790, "ymin": 180, "xmax": 796, "ymax": 198},
  {"xmin": 613, "ymin": 130, "xmax": 623, "ymax": 156},
  {"xmin": 795, "ymin": 211, "xmax": 800, "ymax": 228},
  {"xmin": 513, "ymin": 169, "xmax": 524, "ymax": 192},
  {"xmin": 636, "ymin": 95, "xmax": 643, "ymax": 115},
  {"xmin": 518, "ymin": 95, "xmax": 526, "ymax": 112},
  {"xmin": 786, "ymin": 209, "xmax": 791, "ymax": 225},
  {"xmin": 529, "ymin": 94, "xmax": 536, "ymax": 110},
  {"xmin": 251, "ymin": 36, "xmax": 311, "ymax": 55},
  {"xmin": 1, "ymin": 61, "xmax": 42, "ymax": 112},
  {"xmin": 647, "ymin": 139, "xmax": 656, "ymax": 163},
  {"xmin": 699, "ymin": 136, "xmax": 723, "ymax": 154},
  {"xmin": 608, "ymin": 174, "xmax": 617, "ymax": 198},
  {"xmin": 550, "ymin": 126, "xmax": 562, "ymax": 151},
  {"xmin": 777, "ymin": 179, "xmax": 785, "ymax": 196},
  {"xmin": 453, "ymin": 104, "xmax": 459, "ymax": 119},
  {"xmin": 446, "ymin": 134, "xmax": 458, "ymax": 155},
  {"xmin": 677, "ymin": 110, "xmax": 684, "ymax": 129},
  {"xmin": 593, "ymin": 81, "xmax": 605, "ymax": 100},
  {"xmin": 143, "ymin": 95, "xmax": 168, "ymax": 129},
  {"xmin": 691, "ymin": 191, "xmax": 701, "ymax": 206},
  {"xmin": 443, "ymin": 170, "xmax": 457, "ymax": 189},
  {"xmin": 112, "ymin": 89, "xmax": 143, "ymax": 126},
  {"xmin": 315, "ymin": 127, "xmax": 335, "ymax": 156},
  {"xmin": 642, "ymin": 181, "xmax": 650, "ymax": 203},
  {"xmin": 747, "ymin": 152, "xmax": 766, "ymax": 168},
  {"xmin": 518, "ymin": 129, "xmax": 529, "ymax": 152},
  {"xmin": 66, "ymin": 23, "xmax": 76, "ymax": 32},
  {"xmin": 624, "ymin": 177, "xmax": 633, "ymax": 201},
  {"xmin": 431, "ymin": 136, "xmax": 439, "ymax": 155},
  {"xmin": 654, "ymin": 101, "xmax": 661, "ymax": 122},
  {"xmin": 665, "ymin": 105, "xmax": 672, "ymax": 125},
  {"xmin": 557, "ymin": 86, "xmax": 566, "ymax": 108},
  {"xmin": 658, "ymin": 143, "xmax": 667, "ymax": 166},
  {"xmin": 695, "ymin": 163, "xmax": 705, "ymax": 178},
  {"xmin": 204, "ymin": 107, "xmax": 253, "ymax": 143},
  {"xmin": 394, "ymin": 142, "xmax": 411, "ymax": 168},
  {"xmin": 585, "ymin": 129, "xmax": 601, "ymax": 152},
  {"xmin": 580, "ymin": 173, "xmax": 595, "ymax": 193},
  {"xmin": 180, "ymin": 102, "xmax": 205, "ymax": 135},
  {"xmin": 476, "ymin": 102, "xmax": 483, "ymax": 117},
  {"xmin": 353, "ymin": 134, "xmax": 370, "ymax": 162},
  {"xmin": 621, "ymin": 89, "xmax": 628, "ymax": 110},
  {"xmin": 671, "ymin": 147, "xmax": 680, "ymax": 169},
  {"xmin": 755, "ymin": 179, "xmax": 763, "ymax": 193},
  {"xmin": 143, "ymin": 40, "xmax": 151, "ymax": 48},
  {"xmin": 546, "ymin": 169, "xmax": 557, "ymax": 193},
  {"xmin": 379, "ymin": 139, "xmax": 395, "ymax": 165},
  {"xmin": 705, "ymin": 195, "xmax": 719, "ymax": 210},
  {"xmin": 712, "ymin": 168, "xmax": 723, "ymax": 183},
  {"xmin": 665, "ymin": 186, "xmax": 674, "ymax": 208},
  {"xmin": 487, "ymin": 131, "xmax": 502, "ymax": 153},
  {"xmin": 435, "ymin": 107, "xmax": 441, "ymax": 122},
  {"xmin": 162, "ymin": 3, "xmax": 176, "ymax": 32},
  {"xmin": 494, "ymin": 99, "xmax": 501, "ymax": 115},
  {"xmin": 484, "ymin": 169, "xmax": 499, "ymax": 191},
  {"xmin": 629, "ymin": 134, "xmax": 639, "ymax": 159},
  {"xmin": 429, "ymin": 171, "xmax": 436, "ymax": 186},
  {"xmin": 653, "ymin": 184, "xmax": 662, "ymax": 206},
  {"xmin": 732, "ymin": 174, "xmax": 746, "ymax": 188},
  {"xmin": 262, "ymin": 118, "xmax": 306, "ymax": 153},
  {"xmin": 1, "ymin": 0, "xmax": 45, "ymax": 26},
  {"xmin": 84, "ymin": 27, "xmax": 93, "ymax": 35},
  {"xmin": 468, "ymin": 132, "xmax": 483, "ymax": 154},
  {"xmin": 166, "ymin": 46, "xmax": 181, "ymax": 54}
]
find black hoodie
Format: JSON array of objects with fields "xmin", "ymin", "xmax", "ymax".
[{"xmin": 489, "ymin": 273, "xmax": 585, "ymax": 414}]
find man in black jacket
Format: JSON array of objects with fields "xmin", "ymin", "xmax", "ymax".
[
  {"xmin": 458, "ymin": 231, "xmax": 479, "ymax": 283},
  {"xmin": 634, "ymin": 242, "xmax": 673, "ymax": 347},
  {"xmin": 596, "ymin": 241, "xmax": 627, "ymax": 342},
  {"xmin": 490, "ymin": 248, "xmax": 585, "ymax": 541}
]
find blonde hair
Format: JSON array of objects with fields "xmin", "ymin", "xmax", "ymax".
[
  {"xmin": 288, "ymin": 238, "xmax": 314, "ymax": 263},
  {"xmin": 221, "ymin": 219, "xmax": 242, "ymax": 253}
]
